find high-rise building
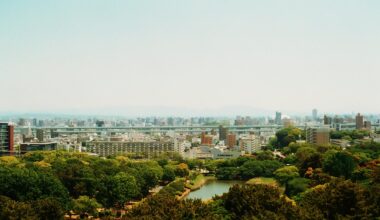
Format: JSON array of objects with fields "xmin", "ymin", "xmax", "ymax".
[
  {"xmin": 0, "ymin": 123, "xmax": 14, "ymax": 155},
  {"xmin": 312, "ymin": 109, "xmax": 318, "ymax": 121},
  {"xmin": 324, "ymin": 115, "xmax": 332, "ymax": 125},
  {"xmin": 275, "ymin": 112, "xmax": 282, "ymax": 125},
  {"xmin": 226, "ymin": 133, "xmax": 236, "ymax": 148},
  {"xmin": 36, "ymin": 129, "xmax": 44, "ymax": 142},
  {"xmin": 356, "ymin": 113, "xmax": 364, "ymax": 130},
  {"xmin": 32, "ymin": 118, "xmax": 38, "ymax": 127},
  {"xmin": 219, "ymin": 125, "xmax": 228, "ymax": 141},
  {"xmin": 306, "ymin": 127, "xmax": 330, "ymax": 145}
]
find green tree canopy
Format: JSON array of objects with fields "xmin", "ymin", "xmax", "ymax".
[
  {"xmin": 274, "ymin": 165, "xmax": 300, "ymax": 185},
  {"xmin": 322, "ymin": 151, "xmax": 356, "ymax": 178}
]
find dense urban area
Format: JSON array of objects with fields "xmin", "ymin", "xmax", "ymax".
[{"xmin": 0, "ymin": 110, "xmax": 380, "ymax": 219}]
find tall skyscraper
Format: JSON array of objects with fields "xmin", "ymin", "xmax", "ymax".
[
  {"xmin": 219, "ymin": 125, "xmax": 228, "ymax": 141},
  {"xmin": 0, "ymin": 123, "xmax": 14, "ymax": 155},
  {"xmin": 36, "ymin": 129, "xmax": 44, "ymax": 142},
  {"xmin": 356, "ymin": 113, "xmax": 364, "ymax": 130},
  {"xmin": 306, "ymin": 127, "xmax": 330, "ymax": 145},
  {"xmin": 312, "ymin": 109, "xmax": 318, "ymax": 121},
  {"xmin": 275, "ymin": 112, "xmax": 282, "ymax": 125}
]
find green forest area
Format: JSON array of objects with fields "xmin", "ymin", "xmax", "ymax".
[{"xmin": 1, "ymin": 128, "xmax": 380, "ymax": 219}]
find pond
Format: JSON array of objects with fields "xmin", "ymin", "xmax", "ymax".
[{"xmin": 185, "ymin": 179, "xmax": 243, "ymax": 200}]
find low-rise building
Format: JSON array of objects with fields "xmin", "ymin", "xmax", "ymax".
[
  {"xmin": 20, "ymin": 142, "xmax": 57, "ymax": 154},
  {"xmin": 84, "ymin": 139, "xmax": 183, "ymax": 157}
]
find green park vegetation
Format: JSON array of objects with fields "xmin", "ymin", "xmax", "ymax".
[{"xmin": 1, "ymin": 128, "xmax": 380, "ymax": 219}]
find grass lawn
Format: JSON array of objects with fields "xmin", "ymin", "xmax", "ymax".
[
  {"xmin": 246, "ymin": 177, "xmax": 278, "ymax": 187},
  {"xmin": 246, "ymin": 177, "xmax": 286, "ymax": 193}
]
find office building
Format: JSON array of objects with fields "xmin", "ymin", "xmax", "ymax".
[
  {"xmin": 0, "ymin": 123, "xmax": 14, "ymax": 155},
  {"xmin": 306, "ymin": 127, "xmax": 330, "ymax": 145},
  {"xmin": 219, "ymin": 125, "xmax": 228, "ymax": 141},
  {"xmin": 356, "ymin": 113, "xmax": 364, "ymax": 130},
  {"xmin": 275, "ymin": 112, "xmax": 282, "ymax": 125}
]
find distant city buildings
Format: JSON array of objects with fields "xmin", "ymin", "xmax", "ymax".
[
  {"xmin": 312, "ymin": 109, "xmax": 318, "ymax": 121},
  {"xmin": 356, "ymin": 113, "xmax": 364, "ymax": 130},
  {"xmin": 0, "ymin": 123, "xmax": 14, "ymax": 155}
]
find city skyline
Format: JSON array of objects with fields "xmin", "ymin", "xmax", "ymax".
[{"xmin": 1, "ymin": 1, "xmax": 380, "ymax": 114}]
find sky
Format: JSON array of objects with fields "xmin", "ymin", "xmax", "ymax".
[{"xmin": 0, "ymin": 0, "xmax": 379, "ymax": 116}]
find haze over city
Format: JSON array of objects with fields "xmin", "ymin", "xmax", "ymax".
[{"xmin": 1, "ymin": 0, "xmax": 380, "ymax": 116}]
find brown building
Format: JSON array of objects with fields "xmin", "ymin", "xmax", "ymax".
[
  {"xmin": 306, "ymin": 127, "xmax": 330, "ymax": 145},
  {"xmin": 364, "ymin": 121, "xmax": 372, "ymax": 130},
  {"xmin": 201, "ymin": 132, "xmax": 213, "ymax": 146},
  {"xmin": 0, "ymin": 123, "xmax": 14, "ymax": 155},
  {"xmin": 226, "ymin": 133, "xmax": 237, "ymax": 148},
  {"xmin": 356, "ymin": 113, "xmax": 364, "ymax": 130}
]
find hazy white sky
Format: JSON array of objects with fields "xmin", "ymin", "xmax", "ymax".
[{"xmin": 1, "ymin": 0, "xmax": 379, "ymax": 115}]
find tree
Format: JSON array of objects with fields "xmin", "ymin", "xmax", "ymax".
[
  {"xmin": 97, "ymin": 172, "xmax": 139, "ymax": 208},
  {"xmin": 274, "ymin": 127, "xmax": 302, "ymax": 148},
  {"xmin": 175, "ymin": 163, "xmax": 190, "ymax": 177},
  {"xmin": 52, "ymin": 158, "xmax": 97, "ymax": 198},
  {"xmin": 274, "ymin": 166, "xmax": 300, "ymax": 185},
  {"xmin": 126, "ymin": 193, "xmax": 214, "ymax": 219},
  {"xmin": 295, "ymin": 147, "xmax": 317, "ymax": 163},
  {"xmin": 220, "ymin": 184, "xmax": 301, "ymax": 219},
  {"xmin": 33, "ymin": 197, "xmax": 65, "ymax": 220},
  {"xmin": 0, "ymin": 166, "xmax": 70, "ymax": 208},
  {"xmin": 256, "ymin": 150, "xmax": 274, "ymax": 160},
  {"xmin": 299, "ymin": 179, "xmax": 373, "ymax": 219},
  {"xmin": 162, "ymin": 166, "xmax": 176, "ymax": 182},
  {"xmin": 0, "ymin": 196, "xmax": 38, "ymax": 220},
  {"xmin": 323, "ymin": 151, "xmax": 356, "ymax": 178},
  {"xmin": 285, "ymin": 177, "xmax": 309, "ymax": 197},
  {"xmin": 73, "ymin": 196, "xmax": 102, "ymax": 217}
]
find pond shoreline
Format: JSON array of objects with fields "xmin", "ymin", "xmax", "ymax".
[
  {"xmin": 189, "ymin": 175, "xmax": 217, "ymax": 191},
  {"xmin": 184, "ymin": 179, "xmax": 244, "ymax": 201}
]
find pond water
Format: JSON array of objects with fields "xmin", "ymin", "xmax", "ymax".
[{"xmin": 185, "ymin": 179, "xmax": 243, "ymax": 200}]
